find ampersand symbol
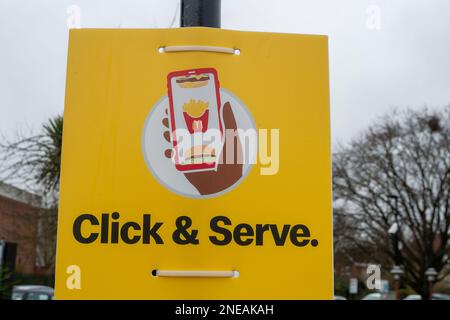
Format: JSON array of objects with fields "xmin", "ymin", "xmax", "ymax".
[{"xmin": 172, "ymin": 216, "xmax": 199, "ymax": 245}]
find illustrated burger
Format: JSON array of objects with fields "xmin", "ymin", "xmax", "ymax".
[
  {"xmin": 176, "ymin": 74, "xmax": 210, "ymax": 88},
  {"xmin": 183, "ymin": 145, "xmax": 216, "ymax": 165}
]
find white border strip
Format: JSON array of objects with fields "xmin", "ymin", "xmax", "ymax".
[
  {"xmin": 159, "ymin": 46, "xmax": 239, "ymax": 55},
  {"xmin": 153, "ymin": 270, "xmax": 239, "ymax": 278}
]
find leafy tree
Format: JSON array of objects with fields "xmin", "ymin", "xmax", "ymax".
[{"xmin": 0, "ymin": 267, "xmax": 17, "ymax": 300}]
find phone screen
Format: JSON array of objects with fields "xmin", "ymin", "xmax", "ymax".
[{"xmin": 167, "ymin": 68, "xmax": 223, "ymax": 172}]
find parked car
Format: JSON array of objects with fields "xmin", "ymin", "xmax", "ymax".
[
  {"xmin": 11, "ymin": 285, "xmax": 54, "ymax": 300},
  {"xmin": 403, "ymin": 294, "xmax": 422, "ymax": 300},
  {"xmin": 361, "ymin": 292, "xmax": 395, "ymax": 300},
  {"xmin": 404, "ymin": 293, "xmax": 450, "ymax": 300},
  {"xmin": 361, "ymin": 293, "xmax": 383, "ymax": 300},
  {"xmin": 432, "ymin": 293, "xmax": 450, "ymax": 300}
]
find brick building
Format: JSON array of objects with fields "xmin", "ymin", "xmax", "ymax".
[{"xmin": 0, "ymin": 181, "xmax": 41, "ymax": 274}]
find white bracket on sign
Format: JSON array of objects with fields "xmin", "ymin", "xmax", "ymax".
[
  {"xmin": 152, "ymin": 269, "xmax": 240, "ymax": 278},
  {"xmin": 158, "ymin": 45, "xmax": 241, "ymax": 55}
]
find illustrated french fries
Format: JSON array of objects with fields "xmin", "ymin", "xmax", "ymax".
[
  {"xmin": 182, "ymin": 99, "xmax": 210, "ymax": 134},
  {"xmin": 182, "ymin": 99, "xmax": 209, "ymax": 117}
]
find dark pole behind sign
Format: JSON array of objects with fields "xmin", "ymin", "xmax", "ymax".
[{"xmin": 181, "ymin": 0, "xmax": 221, "ymax": 28}]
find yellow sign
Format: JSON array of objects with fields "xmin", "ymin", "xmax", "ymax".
[{"xmin": 55, "ymin": 27, "xmax": 332, "ymax": 299}]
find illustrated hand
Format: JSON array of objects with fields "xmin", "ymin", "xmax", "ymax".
[{"xmin": 163, "ymin": 102, "xmax": 243, "ymax": 195}]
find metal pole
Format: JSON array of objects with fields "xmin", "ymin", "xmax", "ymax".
[
  {"xmin": 0, "ymin": 240, "xmax": 4, "ymax": 289},
  {"xmin": 388, "ymin": 195, "xmax": 401, "ymax": 265},
  {"xmin": 181, "ymin": 0, "xmax": 221, "ymax": 28},
  {"xmin": 394, "ymin": 279, "xmax": 400, "ymax": 300}
]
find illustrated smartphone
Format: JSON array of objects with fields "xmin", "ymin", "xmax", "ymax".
[{"xmin": 167, "ymin": 68, "xmax": 224, "ymax": 172}]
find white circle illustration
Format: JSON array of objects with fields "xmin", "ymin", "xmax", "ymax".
[{"xmin": 142, "ymin": 88, "xmax": 257, "ymax": 199}]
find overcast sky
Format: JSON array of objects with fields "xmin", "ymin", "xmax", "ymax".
[{"xmin": 0, "ymin": 0, "xmax": 449, "ymax": 144}]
